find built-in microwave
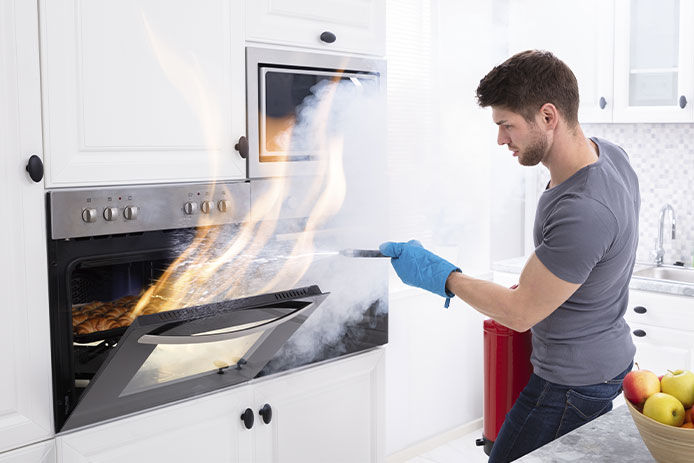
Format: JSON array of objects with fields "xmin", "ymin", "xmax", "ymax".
[{"xmin": 245, "ymin": 46, "xmax": 386, "ymax": 178}]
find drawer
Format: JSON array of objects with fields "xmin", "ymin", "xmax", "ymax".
[
  {"xmin": 626, "ymin": 289, "xmax": 694, "ymax": 331},
  {"xmin": 245, "ymin": 0, "xmax": 385, "ymax": 56},
  {"xmin": 628, "ymin": 321, "xmax": 694, "ymax": 373}
]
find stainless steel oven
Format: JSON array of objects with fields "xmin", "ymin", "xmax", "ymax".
[
  {"xmin": 46, "ymin": 179, "xmax": 388, "ymax": 432},
  {"xmin": 245, "ymin": 46, "xmax": 386, "ymax": 178}
]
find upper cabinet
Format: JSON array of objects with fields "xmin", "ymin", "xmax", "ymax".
[
  {"xmin": 39, "ymin": 0, "xmax": 247, "ymax": 187},
  {"xmin": 613, "ymin": 0, "xmax": 694, "ymax": 122},
  {"xmin": 508, "ymin": 0, "xmax": 694, "ymax": 124},
  {"xmin": 245, "ymin": 0, "xmax": 386, "ymax": 56},
  {"xmin": 507, "ymin": 0, "xmax": 614, "ymax": 123}
]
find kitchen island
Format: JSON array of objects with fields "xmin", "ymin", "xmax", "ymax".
[{"xmin": 517, "ymin": 405, "xmax": 654, "ymax": 462}]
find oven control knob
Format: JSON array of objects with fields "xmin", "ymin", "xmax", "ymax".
[
  {"xmin": 103, "ymin": 207, "xmax": 118, "ymax": 221},
  {"xmin": 200, "ymin": 201, "xmax": 213, "ymax": 214},
  {"xmin": 184, "ymin": 201, "xmax": 198, "ymax": 215},
  {"xmin": 217, "ymin": 199, "xmax": 231, "ymax": 213},
  {"xmin": 123, "ymin": 206, "xmax": 139, "ymax": 220},
  {"xmin": 81, "ymin": 208, "xmax": 98, "ymax": 223}
]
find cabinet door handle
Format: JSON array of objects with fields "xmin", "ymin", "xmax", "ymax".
[
  {"xmin": 25, "ymin": 154, "xmax": 44, "ymax": 182},
  {"xmin": 680, "ymin": 95, "xmax": 687, "ymax": 109},
  {"xmin": 633, "ymin": 306, "xmax": 647, "ymax": 314},
  {"xmin": 632, "ymin": 329, "xmax": 646, "ymax": 337},
  {"xmin": 599, "ymin": 96, "xmax": 607, "ymax": 109},
  {"xmin": 234, "ymin": 136, "xmax": 248, "ymax": 159},
  {"xmin": 241, "ymin": 408, "xmax": 254, "ymax": 429},
  {"xmin": 320, "ymin": 31, "xmax": 337, "ymax": 44},
  {"xmin": 259, "ymin": 403, "xmax": 272, "ymax": 424}
]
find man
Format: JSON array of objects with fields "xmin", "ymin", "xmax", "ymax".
[{"xmin": 380, "ymin": 50, "xmax": 639, "ymax": 462}]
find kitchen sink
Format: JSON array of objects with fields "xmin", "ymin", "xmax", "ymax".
[{"xmin": 632, "ymin": 265, "xmax": 694, "ymax": 285}]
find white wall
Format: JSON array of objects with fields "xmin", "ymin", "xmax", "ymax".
[{"xmin": 384, "ymin": 0, "xmax": 523, "ymax": 455}]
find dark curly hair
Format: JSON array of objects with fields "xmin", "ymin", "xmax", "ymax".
[{"xmin": 476, "ymin": 50, "xmax": 579, "ymax": 126}]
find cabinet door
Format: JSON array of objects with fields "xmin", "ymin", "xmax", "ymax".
[
  {"xmin": 39, "ymin": 0, "xmax": 246, "ymax": 187},
  {"xmin": 57, "ymin": 386, "xmax": 253, "ymax": 463},
  {"xmin": 0, "ymin": 0, "xmax": 54, "ymax": 453},
  {"xmin": 613, "ymin": 0, "xmax": 694, "ymax": 122},
  {"xmin": 508, "ymin": 0, "xmax": 614, "ymax": 123},
  {"xmin": 0, "ymin": 440, "xmax": 55, "ymax": 463},
  {"xmin": 253, "ymin": 349, "xmax": 385, "ymax": 463},
  {"xmin": 628, "ymin": 322, "xmax": 694, "ymax": 372},
  {"xmin": 246, "ymin": 0, "xmax": 385, "ymax": 56}
]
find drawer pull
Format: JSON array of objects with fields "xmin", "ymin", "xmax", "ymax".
[
  {"xmin": 633, "ymin": 329, "xmax": 646, "ymax": 338},
  {"xmin": 241, "ymin": 408, "xmax": 254, "ymax": 429},
  {"xmin": 633, "ymin": 306, "xmax": 647, "ymax": 314}
]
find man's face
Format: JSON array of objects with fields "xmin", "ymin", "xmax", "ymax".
[{"xmin": 491, "ymin": 107, "xmax": 548, "ymax": 166}]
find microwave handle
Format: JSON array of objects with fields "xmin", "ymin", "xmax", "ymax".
[{"xmin": 137, "ymin": 303, "xmax": 311, "ymax": 345}]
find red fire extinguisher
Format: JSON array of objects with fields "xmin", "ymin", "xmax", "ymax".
[{"xmin": 475, "ymin": 317, "xmax": 533, "ymax": 456}]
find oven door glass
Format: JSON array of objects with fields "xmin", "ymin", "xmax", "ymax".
[
  {"xmin": 62, "ymin": 286, "xmax": 328, "ymax": 432},
  {"xmin": 259, "ymin": 67, "xmax": 378, "ymax": 162}
]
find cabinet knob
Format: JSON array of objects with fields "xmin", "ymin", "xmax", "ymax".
[
  {"xmin": 234, "ymin": 136, "xmax": 248, "ymax": 159},
  {"xmin": 25, "ymin": 155, "xmax": 44, "ymax": 182},
  {"xmin": 599, "ymin": 97, "xmax": 607, "ymax": 110},
  {"xmin": 241, "ymin": 408, "xmax": 254, "ymax": 429},
  {"xmin": 633, "ymin": 329, "xmax": 646, "ymax": 337},
  {"xmin": 259, "ymin": 403, "xmax": 272, "ymax": 424},
  {"xmin": 680, "ymin": 95, "xmax": 687, "ymax": 109},
  {"xmin": 320, "ymin": 31, "xmax": 337, "ymax": 44},
  {"xmin": 633, "ymin": 306, "xmax": 647, "ymax": 314}
]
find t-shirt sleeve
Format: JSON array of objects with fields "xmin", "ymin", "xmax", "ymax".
[{"xmin": 534, "ymin": 195, "xmax": 617, "ymax": 284}]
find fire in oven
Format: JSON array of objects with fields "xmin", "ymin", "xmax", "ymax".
[{"xmin": 46, "ymin": 180, "xmax": 388, "ymax": 432}]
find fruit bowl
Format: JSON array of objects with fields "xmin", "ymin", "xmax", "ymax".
[{"xmin": 625, "ymin": 394, "xmax": 694, "ymax": 463}]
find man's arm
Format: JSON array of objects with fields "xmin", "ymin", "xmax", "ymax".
[{"xmin": 445, "ymin": 253, "xmax": 580, "ymax": 332}]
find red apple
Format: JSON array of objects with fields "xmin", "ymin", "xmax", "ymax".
[{"xmin": 623, "ymin": 369, "xmax": 661, "ymax": 405}]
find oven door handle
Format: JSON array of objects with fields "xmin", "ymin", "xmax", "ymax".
[{"xmin": 137, "ymin": 304, "xmax": 311, "ymax": 345}]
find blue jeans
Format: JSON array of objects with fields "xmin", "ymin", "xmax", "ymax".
[{"xmin": 488, "ymin": 361, "xmax": 633, "ymax": 463}]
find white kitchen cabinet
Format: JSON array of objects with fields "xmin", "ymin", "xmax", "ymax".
[
  {"xmin": 0, "ymin": 0, "xmax": 54, "ymax": 454},
  {"xmin": 246, "ymin": 0, "xmax": 386, "ymax": 56},
  {"xmin": 625, "ymin": 289, "xmax": 694, "ymax": 372},
  {"xmin": 39, "ymin": 0, "xmax": 246, "ymax": 187},
  {"xmin": 57, "ymin": 385, "xmax": 254, "ymax": 463},
  {"xmin": 0, "ymin": 440, "xmax": 55, "ymax": 463},
  {"xmin": 507, "ymin": 0, "xmax": 614, "ymax": 123},
  {"xmin": 254, "ymin": 348, "xmax": 385, "ymax": 463},
  {"xmin": 613, "ymin": 0, "xmax": 694, "ymax": 122},
  {"xmin": 56, "ymin": 349, "xmax": 384, "ymax": 463}
]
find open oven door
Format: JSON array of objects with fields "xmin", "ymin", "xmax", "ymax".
[{"xmin": 62, "ymin": 285, "xmax": 328, "ymax": 432}]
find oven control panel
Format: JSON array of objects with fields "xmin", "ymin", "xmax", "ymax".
[{"xmin": 49, "ymin": 181, "xmax": 251, "ymax": 239}]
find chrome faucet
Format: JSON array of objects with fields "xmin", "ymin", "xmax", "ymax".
[{"xmin": 654, "ymin": 204, "xmax": 676, "ymax": 266}]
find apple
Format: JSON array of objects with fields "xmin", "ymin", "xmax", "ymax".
[
  {"xmin": 622, "ymin": 369, "xmax": 660, "ymax": 404},
  {"xmin": 661, "ymin": 369, "xmax": 694, "ymax": 408},
  {"xmin": 643, "ymin": 392, "xmax": 685, "ymax": 427},
  {"xmin": 682, "ymin": 422, "xmax": 694, "ymax": 429},
  {"xmin": 685, "ymin": 407, "xmax": 693, "ymax": 424}
]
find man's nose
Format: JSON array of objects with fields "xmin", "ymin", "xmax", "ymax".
[{"xmin": 497, "ymin": 128, "xmax": 509, "ymax": 146}]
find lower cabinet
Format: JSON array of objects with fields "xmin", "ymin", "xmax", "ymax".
[
  {"xmin": 625, "ymin": 289, "xmax": 694, "ymax": 372},
  {"xmin": 56, "ymin": 348, "xmax": 384, "ymax": 463},
  {"xmin": 0, "ymin": 440, "xmax": 55, "ymax": 462}
]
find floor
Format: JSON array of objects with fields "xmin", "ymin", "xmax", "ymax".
[{"xmin": 404, "ymin": 428, "xmax": 489, "ymax": 463}]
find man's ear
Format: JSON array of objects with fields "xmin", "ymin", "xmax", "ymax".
[{"xmin": 538, "ymin": 103, "xmax": 558, "ymax": 130}]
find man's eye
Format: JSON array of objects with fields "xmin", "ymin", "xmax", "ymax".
[{"xmin": 504, "ymin": 125, "xmax": 512, "ymax": 129}]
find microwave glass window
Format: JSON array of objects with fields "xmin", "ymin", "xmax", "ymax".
[{"xmin": 261, "ymin": 69, "xmax": 377, "ymax": 162}]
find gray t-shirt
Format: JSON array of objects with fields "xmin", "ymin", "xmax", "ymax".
[{"xmin": 531, "ymin": 137, "xmax": 639, "ymax": 386}]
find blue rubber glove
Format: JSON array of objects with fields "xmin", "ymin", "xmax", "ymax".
[{"xmin": 379, "ymin": 240, "xmax": 461, "ymax": 307}]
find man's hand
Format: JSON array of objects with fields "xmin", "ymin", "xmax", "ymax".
[{"xmin": 379, "ymin": 240, "xmax": 460, "ymax": 298}]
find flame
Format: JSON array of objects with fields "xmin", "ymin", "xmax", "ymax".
[{"xmin": 129, "ymin": 14, "xmax": 350, "ymax": 318}]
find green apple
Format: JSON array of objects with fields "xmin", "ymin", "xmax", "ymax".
[
  {"xmin": 661, "ymin": 369, "xmax": 694, "ymax": 408},
  {"xmin": 643, "ymin": 392, "xmax": 685, "ymax": 427}
]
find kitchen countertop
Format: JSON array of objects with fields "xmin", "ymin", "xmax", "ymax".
[
  {"xmin": 516, "ymin": 405, "xmax": 654, "ymax": 462},
  {"xmin": 492, "ymin": 256, "xmax": 694, "ymax": 297}
]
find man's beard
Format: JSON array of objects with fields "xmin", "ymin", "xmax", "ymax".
[{"xmin": 518, "ymin": 129, "xmax": 548, "ymax": 166}]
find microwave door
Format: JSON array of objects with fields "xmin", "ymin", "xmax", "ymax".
[{"xmin": 62, "ymin": 287, "xmax": 328, "ymax": 432}]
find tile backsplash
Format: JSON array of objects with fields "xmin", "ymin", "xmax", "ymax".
[{"xmin": 536, "ymin": 123, "xmax": 694, "ymax": 267}]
